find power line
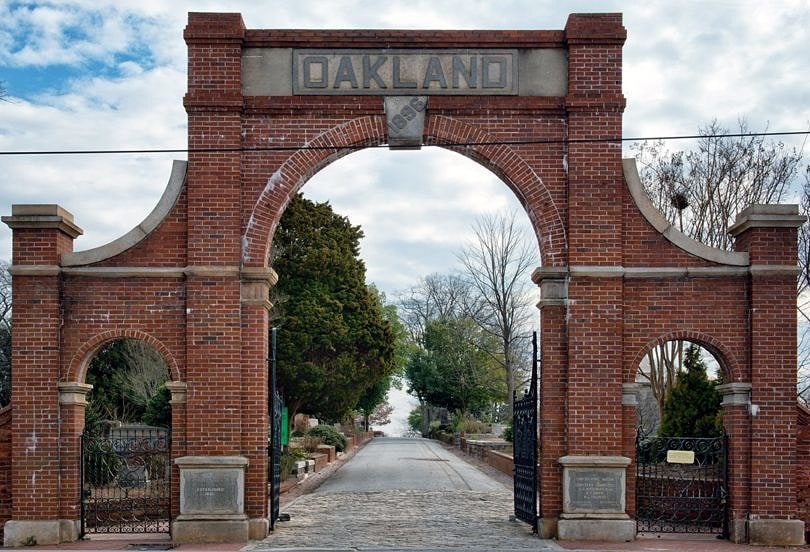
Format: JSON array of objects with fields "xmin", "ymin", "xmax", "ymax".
[{"xmin": 0, "ymin": 130, "xmax": 808, "ymax": 156}]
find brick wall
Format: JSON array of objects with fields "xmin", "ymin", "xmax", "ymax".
[{"xmin": 487, "ymin": 450, "xmax": 514, "ymax": 477}]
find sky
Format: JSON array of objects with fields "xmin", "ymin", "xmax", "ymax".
[{"xmin": 1, "ymin": 1, "xmax": 809, "ymax": 433}]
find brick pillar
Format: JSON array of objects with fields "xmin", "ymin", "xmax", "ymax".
[
  {"xmin": 1, "ymin": 205, "xmax": 82, "ymax": 546},
  {"xmin": 175, "ymin": 13, "xmax": 250, "ymax": 544},
  {"xmin": 719, "ymin": 383, "xmax": 752, "ymax": 543},
  {"xmin": 533, "ymin": 267, "xmax": 568, "ymax": 539},
  {"xmin": 563, "ymin": 12, "xmax": 626, "ymax": 454},
  {"xmin": 165, "ymin": 381, "xmax": 187, "ymax": 520},
  {"xmin": 729, "ymin": 204, "xmax": 806, "ymax": 545},
  {"xmin": 57, "ymin": 383, "xmax": 92, "ymax": 529},
  {"xmin": 240, "ymin": 268, "xmax": 276, "ymax": 539},
  {"xmin": 555, "ymin": 13, "xmax": 634, "ymax": 542},
  {"xmin": 622, "ymin": 383, "xmax": 643, "ymax": 519}
]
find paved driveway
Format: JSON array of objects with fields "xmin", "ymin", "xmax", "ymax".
[{"xmin": 248, "ymin": 436, "xmax": 547, "ymax": 551}]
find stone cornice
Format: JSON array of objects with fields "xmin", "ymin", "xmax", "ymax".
[
  {"xmin": 728, "ymin": 204, "xmax": 805, "ymax": 237},
  {"xmin": 12, "ymin": 263, "xmax": 788, "ymax": 281},
  {"xmin": 530, "ymin": 265, "xmax": 793, "ymax": 281},
  {"xmin": 8, "ymin": 265, "xmax": 61, "ymax": 277},
  {"xmin": 2, "ymin": 204, "xmax": 84, "ymax": 239},
  {"xmin": 9, "ymin": 265, "xmax": 284, "ymax": 282}
]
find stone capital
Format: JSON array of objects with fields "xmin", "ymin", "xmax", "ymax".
[
  {"xmin": 165, "ymin": 381, "xmax": 188, "ymax": 405},
  {"xmin": 532, "ymin": 266, "xmax": 568, "ymax": 307},
  {"xmin": 728, "ymin": 204, "xmax": 805, "ymax": 237},
  {"xmin": 718, "ymin": 382, "xmax": 752, "ymax": 407},
  {"xmin": 57, "ymin": 382, "xmax": 93, "ymax": 406},
  {"xmin": 2, "ymin": 204, "xmax": 83, "ymax": 239}
]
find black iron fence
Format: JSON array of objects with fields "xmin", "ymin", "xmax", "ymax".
[
  {"xmin": 635, "ymin": 432, "xmax": 728, "ymax": 535},
  {"xmin": 81, "ymin": 426, "xmax": 171, "ymax": 535}
]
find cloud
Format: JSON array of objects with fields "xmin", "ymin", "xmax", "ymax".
[{"xmin": 2, "ymin": 0, "xmax": 809, "ymax": 279}]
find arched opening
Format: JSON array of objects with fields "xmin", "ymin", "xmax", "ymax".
[
  {"xmin": 80, "ymin": 338, "xmax": 173, "ymax": 536},
  {"xmin": 635, "ymin": 339, "xmax": 725, "ymax": 438},
  {"xmin": 634, "ymin": 338, "xmax": 729, "ymax": 537},
  {"xmin": 263, "ymin": 145, "xmax": 544, "ymax": 545}
]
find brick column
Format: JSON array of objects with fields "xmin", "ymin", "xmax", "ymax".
[
  {"xmin": 166, "ymin": 381, "xmax": 187, "ymax": 520},
  {"xmin": 563, "ymin": 12, "xmax": 627, "ymax": 454},
  {"xmin": 175, "ymin": 13, "xmax": 250, "ymax": 544},
  {"xmin": 622, "ymin": 383, "xmax": 643, "ymax": 519},
  {"xmin": 719, "ymin": 382, "xmax": 752, "ymax": 543},
  {"xmin": 240, "ymin": 268, "xmax": 276, "ymax": 539},
  {"xmin": 556, "ymin": 13, "xmax": 633, "ymax": 541},
  {"xmin": 729, "ymin": 204, "xmax": 805, "ymax": 545},
  {"xmin": 533, "ymin": 267, "xmax": 568, "ymax": 539},
  {"xmin": 56, "ymin": 383, "xmax": 92, "ymax": 534},
  {"xmin": 1, "ymin": 205, "xmax": 82, "ymax": 546}
]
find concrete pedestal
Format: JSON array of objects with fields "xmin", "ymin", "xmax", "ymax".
[
  {"xmin": 557, "ymin": 455, "xmax": 634, "ymax": 542},
  {"xmin": 172, "ymin": 456, "xmax": 249, "ymax": 544},
  {"xmin": 747, "ymin": 519, "xmax": 806, "ymax": 546},
  {"xmin": 3, "ymin": 519, "xmax": 79, "ymax": 547}
]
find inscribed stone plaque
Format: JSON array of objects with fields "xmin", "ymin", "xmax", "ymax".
[
  {"xmin": 293, "ymin": 49, "xmax": 518, "ymax": 95},
  {"xmin": 182, "ymin": 469, "xmax": 241, "ymax": 515},
  {"xmin": 566, "ymin": 469, "xmax": 622, "ymax": 512}
]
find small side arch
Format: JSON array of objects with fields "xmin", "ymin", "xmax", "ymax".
[
  {"xmin": 67, "ymin": 329, "xmax": 182, "ymax": 384},
  {"xmin": 630, "ymin": 330, "xmax": 743, "ymax": 384}
]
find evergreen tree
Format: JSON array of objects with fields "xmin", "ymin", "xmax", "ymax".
[
  {"xmin": 271, "ymin": 194, "xmax": 395, "ymax": 422},
  {"xmin": 659, "ymin": 344, "xmax": 722, "ymax": 437}
]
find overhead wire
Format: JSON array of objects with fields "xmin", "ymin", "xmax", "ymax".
[{"xmin": 0, "ymin": 130, "xmax": 808, "ymax": 156}]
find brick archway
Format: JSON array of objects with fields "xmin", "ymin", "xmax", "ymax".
[
  {"xmin": 244, "ymin": 115, "xmax": 567, "ymax": 268},
  {"xmin": 630, "ymin": 330, "xmax": 744, "ymax": 384},
  {"xmin": 1, "ymin": 11, "xmax": 805, "ymax": 547},
  {"xmin": 67, "ymin": 329, "xmax": 182, "ymax": 384}
]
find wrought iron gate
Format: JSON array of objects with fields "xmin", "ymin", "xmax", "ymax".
[
  {"xmin": 269, "ymin": 328, "xmax": 282, "ymax": 531},
  {"xmin": 80, "ymin": 426, "xmax": 171, "ymax": 535},
  {"xmin": 635, "ymin": 432, "xmax": 728, "ymax": 535},
  {"xmin": 512, "ymin": 332, "xmax": 538, "ymax": 533}
]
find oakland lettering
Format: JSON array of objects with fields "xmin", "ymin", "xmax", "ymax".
[{"xmin": 293, "ymin": 50, "xmax": 517, "ymax": 95}]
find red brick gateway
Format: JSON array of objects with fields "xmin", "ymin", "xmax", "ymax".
[{"xmin": 1, "ymin": 11, "xmax": 805, "ymax": 547}]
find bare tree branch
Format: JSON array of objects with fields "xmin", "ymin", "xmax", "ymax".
[
  {"xmin": 457, "ymin": 210, "xmax": 538, "ymax": 417},
  {"xmin": 634, "ymin": 119, "xmax": 805, "ymax": 406}
]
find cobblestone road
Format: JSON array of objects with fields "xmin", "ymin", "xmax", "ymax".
[
  {"xmin": 246, "ymin": 489, "xmax": 554, "ymax": 551},
  {"xmin": 245, "ymin": 437, "xmax": 557, "ymax": 551}
]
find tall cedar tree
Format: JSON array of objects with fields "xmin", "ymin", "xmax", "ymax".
[
  {"xmin": 659, "ymin": 344, "xmax": 722, "ymax": 437},
  {"xmin": 271, "ymin": 194, "xmax": 395, "ymax": 422}
]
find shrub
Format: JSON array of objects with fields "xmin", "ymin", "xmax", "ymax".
[
  {"xmin": 302, "ymin": 435, "xmax": 322, "ymax": 452},
  {"xmin": 307, "ymin": 425, "xmax": 347, "ymax": 452},
  {"xmin": 455, "ymin": 416, "xmax": 488, "ymax": 435},
  {"xmin": 142, "ymin": 386, "xmax": 171, "ymax": 428},
  {"xmin": 502, "ymin": 425, "xmax": 513, "ymax": 443},
  {"xmin": 407, "ymin": 407, "xmax": 423, "ymax": 434}
]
